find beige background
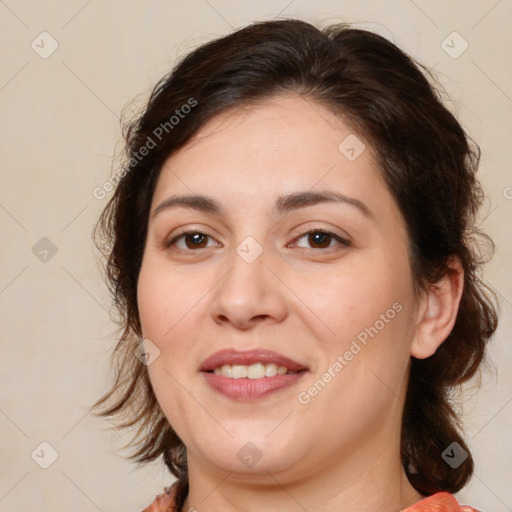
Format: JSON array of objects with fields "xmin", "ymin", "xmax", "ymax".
[{"xmin": 0, "ymin": 1, "xmax": 511, "ymax": 511}]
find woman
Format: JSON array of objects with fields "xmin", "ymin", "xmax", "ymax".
[{"xmin": 92, "ymin": 19, "xmax": 498, "ymax": 512}]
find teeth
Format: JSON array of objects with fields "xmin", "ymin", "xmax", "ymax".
[
  {"xmin": 265, "ymin": 363, "xmax": 278, "ymax": 377},
  {"xmin": 211, "ymin": 363, "xmax": 292, "ymax": 379},
  {"xmin": 232, "ymin": 365, "xmax": 248, "ymax": 379},
  {"xmin": 247, "ymin": 363, "xmax": 265, "ymax": 379}
]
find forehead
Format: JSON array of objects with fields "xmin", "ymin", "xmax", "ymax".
[{"xmin": 152, "ymin": 94, "xmax": 393, "ymax": 219}]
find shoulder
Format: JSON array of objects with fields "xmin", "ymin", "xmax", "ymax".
[
  {"xmin": 402, "ymin": 492, "xmax": 480, "ymax": 512},
  {"xmin": 141, "ymin": 482, "xmax": 179, "ymax": 512}
]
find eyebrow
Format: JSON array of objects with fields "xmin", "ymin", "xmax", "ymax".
[{"xmin": 151, "ymin": 190, "xmax": 374, "ymax": 221}]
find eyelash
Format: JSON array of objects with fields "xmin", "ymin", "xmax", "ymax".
[{"xmin": 164, "ymin": 228, "xmax": 351, "ymax": 253}]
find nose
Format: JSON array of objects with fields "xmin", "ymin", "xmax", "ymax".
[{"xmin": 210, "ymin": 246, "xmax": 288, "ymax": 330}]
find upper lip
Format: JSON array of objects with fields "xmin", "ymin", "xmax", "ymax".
[{"xmin": 200, "ymin": 349, "xmax": 309, "ymax": 373}]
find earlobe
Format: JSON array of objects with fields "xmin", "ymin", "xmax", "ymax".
[{"xmin": 411, "ymin": 257, "xmax": 465, "ymax": 359}]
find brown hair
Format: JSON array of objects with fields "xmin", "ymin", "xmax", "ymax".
[{"xmin": 92, "ymin": 18, "xmax": 498, "ymax": 507}]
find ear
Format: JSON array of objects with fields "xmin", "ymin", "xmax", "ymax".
[{"xmin": 411, "ymin": 256, "xmax": 464, "ymax": 359}]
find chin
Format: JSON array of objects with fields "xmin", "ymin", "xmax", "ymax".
[
  {"xmin": 211, "ymin": 449, "xmax": 300, "ymax": 478},
  {"xmin": 192, "ymin": 431, "xmax": 306, "ymax": 477}
]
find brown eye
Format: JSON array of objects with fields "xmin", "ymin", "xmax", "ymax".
[
  {"xmin": 166, "ymin": 231, "xmax": 218, "ymax": 251},
  {"xmin": 293, "ymin": 230, "xmax": 350, "ymax": 250},
  {"xmin": 183, "ymin": 233, "xmax": 208, "ymax": 249},
  {"xmin": 307, "ymin": 231, "xmax": 332, "ymax": 249}
]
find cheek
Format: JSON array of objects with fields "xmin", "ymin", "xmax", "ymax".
[
  {"xmin": 301, "ymin": 254, "xmax": 414, "ymax": 384},
  {"xmin": 137, "ymin": 271, "xmax": 169, "ymax": 339},
  {"xmin": 137, "ymin": 258, "xmax": 200, "ymax": 342},
  {"xmin": 136, "ymin": 257, "xmax": 213, "ymax": 390},
  {"xmin": 296, "ymin": 259, "xmax": 404, "ymax": 337},
  {"xmin": 137, "ymin": 262, "xmax": 199, "ymax": 425}
]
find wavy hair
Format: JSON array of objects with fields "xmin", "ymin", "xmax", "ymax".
[{"xmin": 92, "ymin": 19, "xmax": 499, "ymax": 509}]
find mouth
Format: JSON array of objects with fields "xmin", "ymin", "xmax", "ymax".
[
  {"xmin": 208, "ymin": 362, "xmax": 298, "ymax": 379},
  {"xmin": 199, "ymin": 349, "xmax": 309, "ymax": 401}
]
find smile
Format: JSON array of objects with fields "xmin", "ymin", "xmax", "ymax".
[
  {"xmin": 200, "ymin": 348, "xmax": 309, "ymax": 400},
  {"xmin": 210, "ymin": 362, "xmax": 297, "ymax": 379}
]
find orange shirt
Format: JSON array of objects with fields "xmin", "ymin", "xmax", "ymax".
[
  {"xmin": 402, "ymin": 492, "xmax": 478, "ymax": 512},
  {"xmin": 142, "ymin": 482, "xmax": 479, "ymax": 512}
]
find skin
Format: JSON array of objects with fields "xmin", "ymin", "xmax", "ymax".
[{"xmin": 137, "ymin": 94, "xmax": 464, "ymax": 512}]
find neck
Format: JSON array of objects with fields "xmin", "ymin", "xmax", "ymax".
[{"xmin": 182, "ymin": 444, "xmax": 424, "ymax": 512}]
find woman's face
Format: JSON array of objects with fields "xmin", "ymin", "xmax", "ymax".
[{"xmin": 137, "ymin": 95, "xmax": 420, "ymax": 483}]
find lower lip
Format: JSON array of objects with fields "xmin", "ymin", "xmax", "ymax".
[{"xmin": 202, "ymin": 371, "xmax": 307, "ymax": 401}]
